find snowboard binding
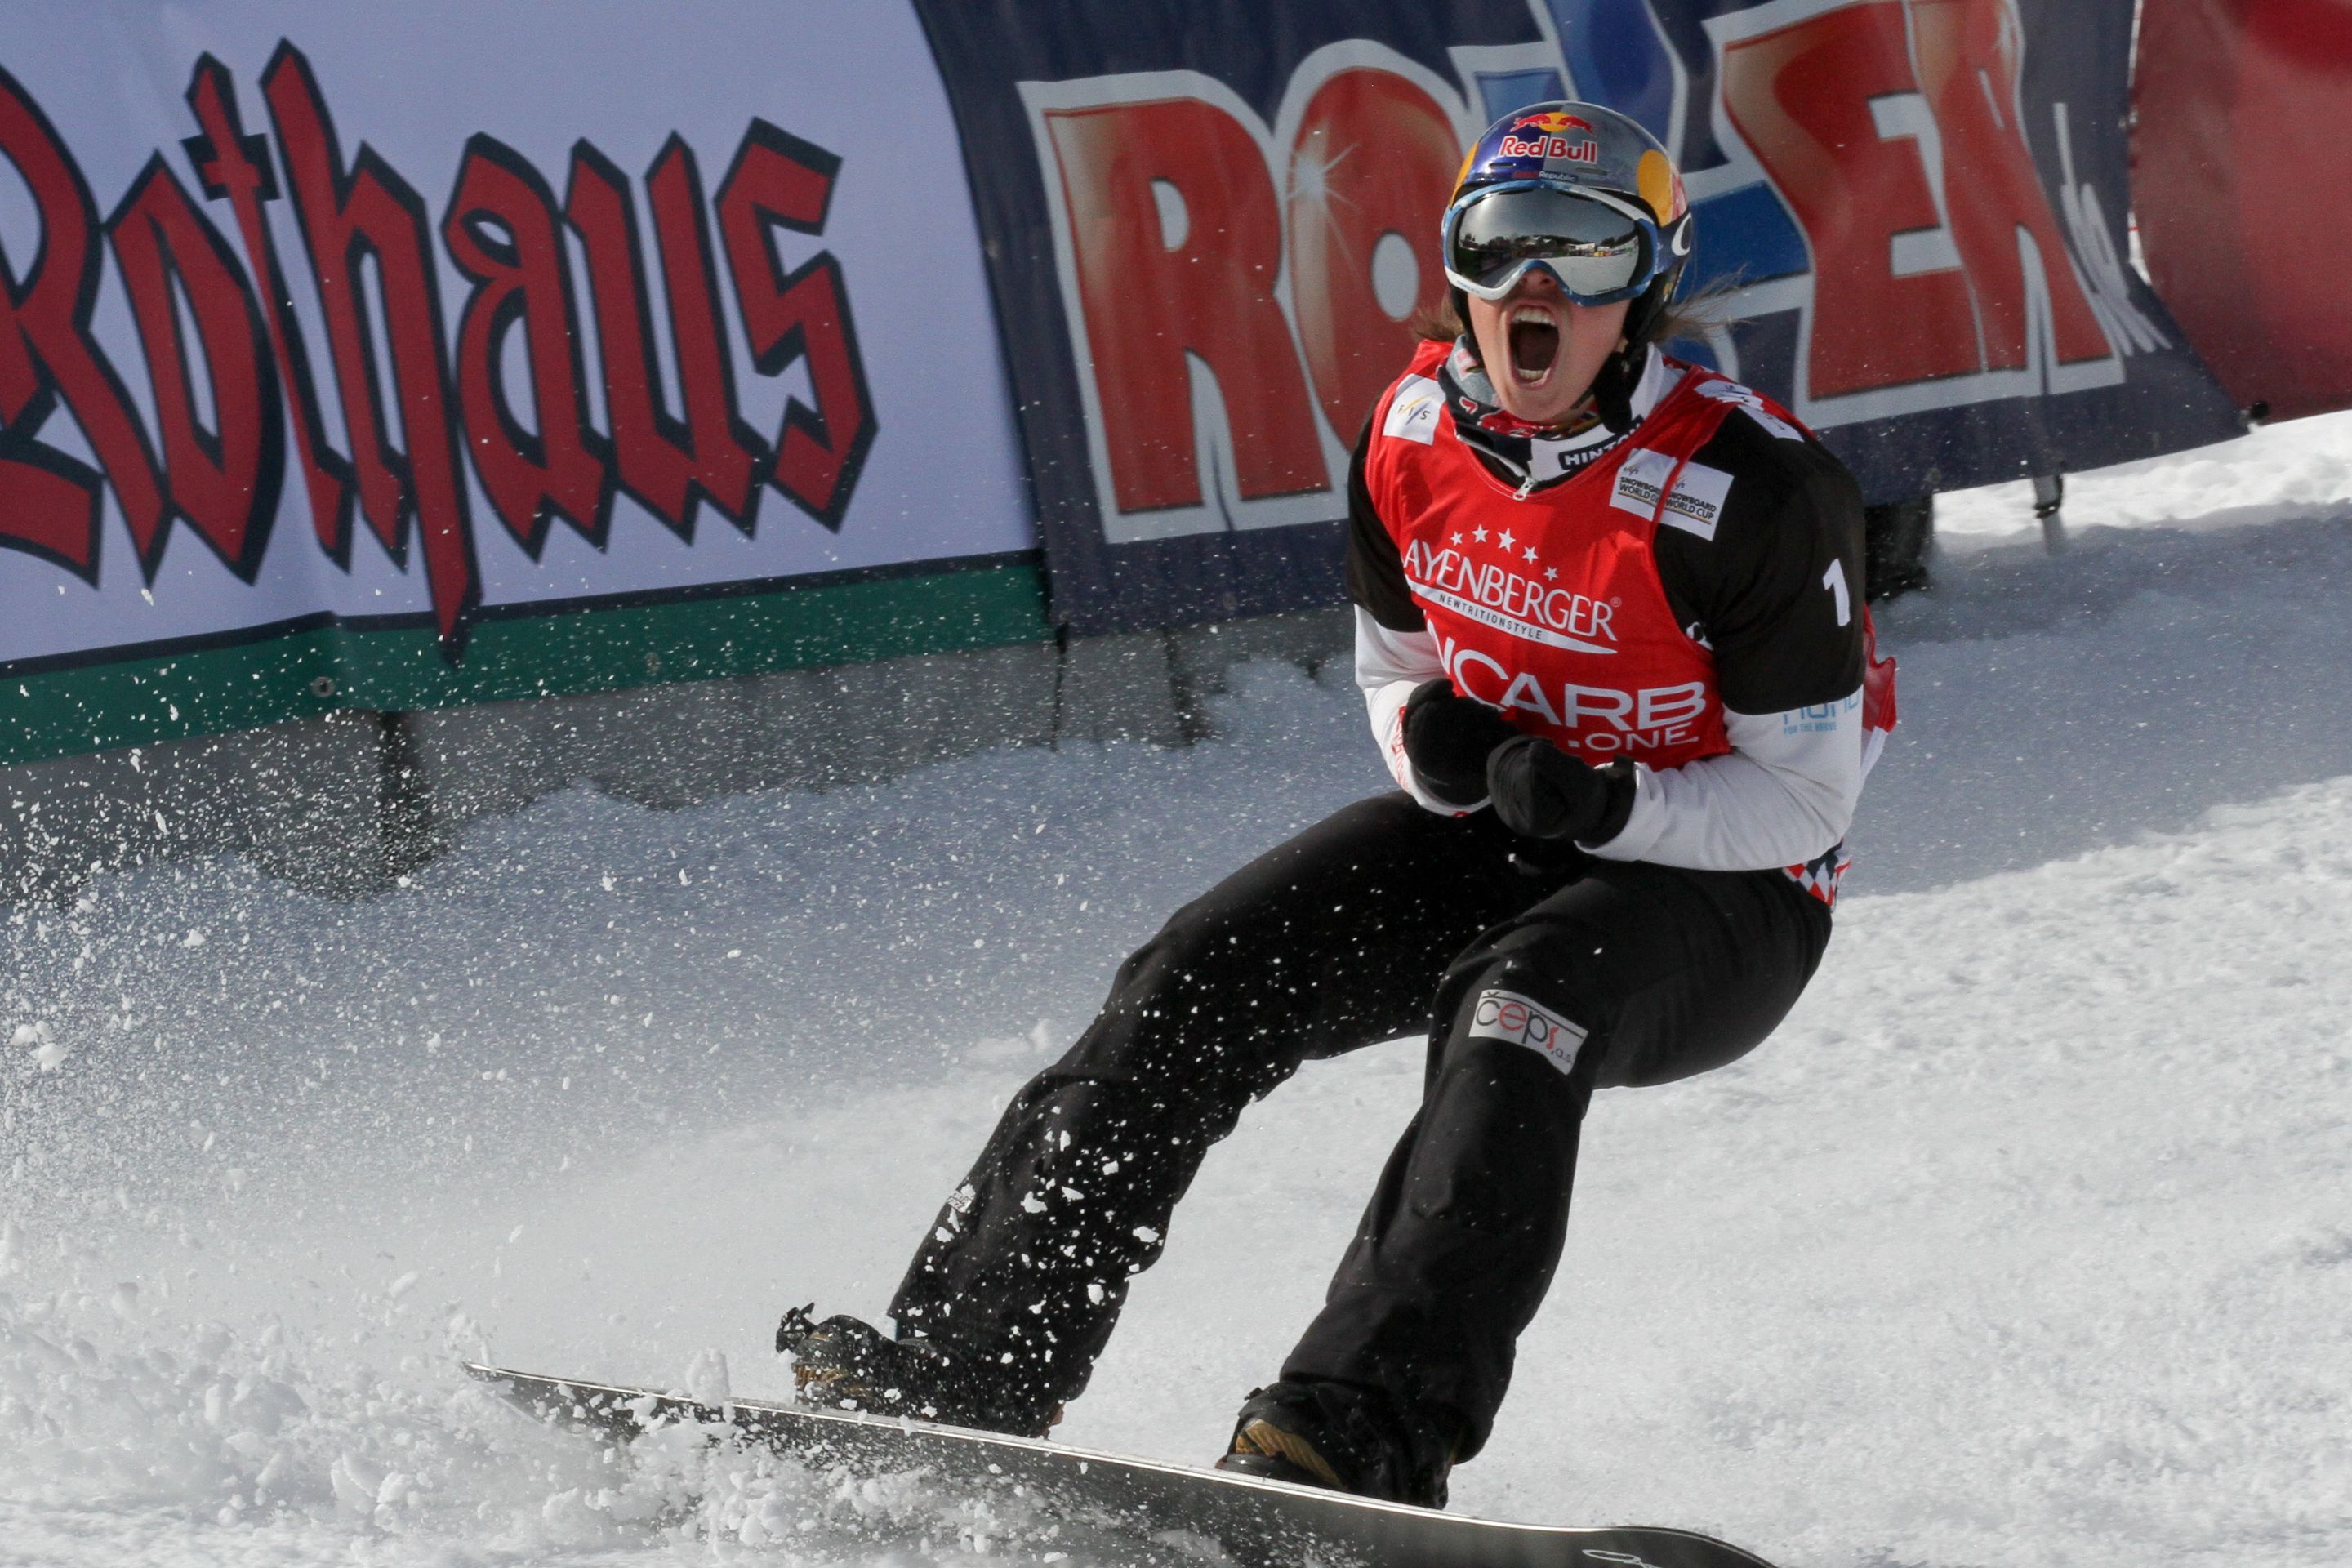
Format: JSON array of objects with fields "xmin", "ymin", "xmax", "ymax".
[
  {"xmin": 1217, "ymin": 1379, "xmax": 1459, "ymax": 1509},
  {"xmin": 775, "ymin": 1304, "xmax": 1062, "ymax": 1437}
]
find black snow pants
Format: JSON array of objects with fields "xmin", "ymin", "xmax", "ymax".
[{"xmin": 889, "ymin": 791, "xmax": 1831, "ymax": 1455}]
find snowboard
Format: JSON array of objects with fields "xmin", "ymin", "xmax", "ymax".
[{"xmin": 465, "ymin": 1361, "xmax": 1780, "ymax": 1568}]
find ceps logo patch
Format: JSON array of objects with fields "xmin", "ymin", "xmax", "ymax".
[{"xmin": 1468, "ymin": 988, "xmax": 1588, "ymax": 1075}]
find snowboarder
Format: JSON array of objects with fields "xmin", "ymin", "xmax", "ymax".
[{"xmin": 778, "ymin": 100, "xmax": 1894, "ymax": 1510}]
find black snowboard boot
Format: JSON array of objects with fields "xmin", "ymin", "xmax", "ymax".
[
  {"xmin": 775, "ymin": 1307, "xmax": 1061, "ymax": 1437},
  {"xmin": 1214, "ymin": 1379, "xmax": 1459, "ymax": 1508}
]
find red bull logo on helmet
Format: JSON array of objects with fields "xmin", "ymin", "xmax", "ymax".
[
  {"xmin": 1509, "ymin": 110, "xmax": 1592, "ymax": 134},
  {"xmin": 1494, "ymin": 110, "xmax": 1598, "ymax": 164}
]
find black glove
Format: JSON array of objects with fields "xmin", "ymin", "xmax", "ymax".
[
  {"xmin": 1486, "ymin": 734, "xmax": 1639, "ymax": 844},
  {"xmin": 1401, "ymin": 679, "xmax": 1518, "ymax": 806}
]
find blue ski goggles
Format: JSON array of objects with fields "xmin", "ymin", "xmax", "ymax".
[{"xmin": 1441, "ymin": 182, "xmax": 1683, "ymax": 305}]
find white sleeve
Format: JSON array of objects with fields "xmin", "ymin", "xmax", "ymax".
[
  {"xmin": 1354, "ymin": 608, "xmax": 1479, "ymax": 816},
  {"xmin": 1584, "ymin": 687, "xmax": 1865, "ymax": 869}
]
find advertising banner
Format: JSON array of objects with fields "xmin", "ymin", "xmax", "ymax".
[
  {"xmin": 0, "ymin": 2, "xmax": 1042, "ymax": 762},
  {"xmin": 915, "ymin": 0, "xmax": 2245, "ymax": 635},
  {"xmin": 2135, "ymin": 0, "xmax": 2352, "ymax": 423}
]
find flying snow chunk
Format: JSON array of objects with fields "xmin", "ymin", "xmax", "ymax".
[
  {"xmin": 14, "ymin": 1022, "xmax": 66, "ymax": 1071},
  {"xmin": 329, "ymin": 1454, "xmax": 381, "ymax": 1517},
  {"xmin": 684, "ymin": 1347, "xmax": 733, "ymax": 1404}
]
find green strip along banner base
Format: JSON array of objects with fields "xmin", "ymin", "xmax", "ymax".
[{"xmin": 5, "ymin": 559, "xmax": 1050, "ymax": 768}]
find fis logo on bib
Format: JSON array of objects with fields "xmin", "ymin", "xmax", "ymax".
[
  {"xmin": 1382, "ymin": 376, "xmax": 1445, "ymax": 445},
  {"xmin": 1468, "ymin": 988, "xmax": 1588, "ymax": 1076}
]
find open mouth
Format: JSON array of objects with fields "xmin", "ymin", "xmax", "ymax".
[{"xmin": 1508, "ymin": 305, "xmax": 1560, "ymax": 383}]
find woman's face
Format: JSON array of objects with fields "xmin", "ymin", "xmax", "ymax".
[{"xmin": 1464, "ymin": 272, "xmax": 1633, "ymax": 428}]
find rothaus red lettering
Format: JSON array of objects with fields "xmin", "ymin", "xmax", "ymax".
[
  {"xmin": 265, "ymin": 42, "xmax": 482, "ymax": 641},
  {"xmin": 444, "ymin": 133, "xmax": 612, "ymax": 555},
  {"xmin": 0, "ymin": 65, "xmax": 167, "ymax": 578},
  {"xmin": 715, "ymin": 119, "xmax": 875, "ymax": 529},
  {"xmin": 6, "ymin": 46, "xmax": 873, "ymax": 653},
  {"xmin": 564, "ymin": 136, "xmax": 764, "ymax": 540},
  {"xmin": 105, "ymin": 154, "xmax": 284, "ymax": 581},
  {"xmin": 185, "ymin": 52, "xmax": 355, "ymax": 564}
]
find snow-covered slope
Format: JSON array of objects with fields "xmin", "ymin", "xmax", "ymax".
[
  {"xmin": 5, "ymin": 416, "xmax": 2350, "ymax": 1566},
  {"xmin": 1936, "ymin": 408, "xmax": 2352, "ymax": 551}
]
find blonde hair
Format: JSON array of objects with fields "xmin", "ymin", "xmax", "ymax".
[
  {"xmin": 1649, "ymin": 276, "xmax": 1748, "ymax": 346},
  {"xmin": 1410, "ymin": 294, "xmax": 1465, "ymax": 344}
]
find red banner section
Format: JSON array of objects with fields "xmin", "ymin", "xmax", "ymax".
[
  {"xmin": 0, "ymin": 44, "xmax": 874, "ymax": 652},
  {"xmin": 2136, "ymin": 0, "xmax": 2352, "ymax": 421},
  {"xmin": 1025, "ymin": 54, "xmax": 1465, "ymax": 542},
  {"xmin": 1717, "ymin": 0, "xmax": 2121, "ymax": 408}
]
